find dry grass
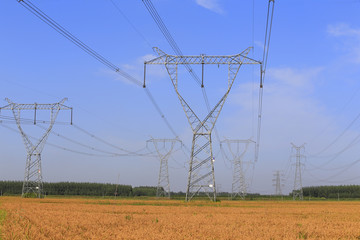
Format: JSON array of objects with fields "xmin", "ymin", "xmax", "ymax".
[{"xmin": 0, "ymin": 197, "xmax": 360, "ymax": 239}]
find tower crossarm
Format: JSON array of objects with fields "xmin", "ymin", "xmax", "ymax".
[
  {"xmin": 145, "ymin": 47, "xmax": 261, "ymax": 65},
  {"xmin": 2, "ymin": 98, "xmax": 72, "ymax": 111}
]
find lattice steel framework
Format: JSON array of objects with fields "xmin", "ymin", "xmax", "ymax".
[
  {"xmin": 147, "ymin": 138, "xmax": 181, "ymax": 198},
  {"xmin": 291, "ymin": 143, "xmax": 305, "ymax": 200},
  {"xmin": 221, "ymin": 139, "xmax": 254, "ymax": 200},
  {"xmin": 0, "ymin": 98, "xmax": 72, "ymax": 198},
  {"xmin": 273, "ymin": 170, "xmax": 284, "ymax": 196},
  {"xmin": 144, "ymin": 48, "xmax": 260, "ymax": 201}
]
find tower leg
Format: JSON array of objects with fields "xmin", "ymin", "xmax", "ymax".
[
  {"xmin": 149, "ymin": 138, "xmax": 179, "ymax": 199},
  {"xmin": 22, "ymin": 153, "xmax": 43, "ymax": 198},
  {"xmin": 156, "ymin": 154, "xmax": 170, "ymax": 198},
  {"xmin": 186, "ymin": 133, "xmax": 216, "ymax": 201}
]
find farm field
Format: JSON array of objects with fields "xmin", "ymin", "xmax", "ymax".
[{"xmin": 1, "ymin": 197, "xmax": 360, "ymax": 239}]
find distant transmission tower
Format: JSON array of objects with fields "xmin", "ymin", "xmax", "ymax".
[
  {"xmin": 114, "ymin": 173, "xmax": 120, "ymax": 198},
  {"xmin": 0, "ymin": 98, "xmax": 72, "ymax": 198},
  {"xmin": 272, "ymin": 170, "xmax": 284, "ymax": 196},
  {"xmin": 144, "ymin": 48, "xmax": 261, "ymax": 201},
  {"xmin": 291, "ymin": 143, "xmax": 305, "ymax": 200},
  {"xmin": 147, "ymin": 138, "xmax": 181, "ymax": 198},
  {"xmin": 221, "ymin": 139, "xmax": 254, "ymax": 200}
]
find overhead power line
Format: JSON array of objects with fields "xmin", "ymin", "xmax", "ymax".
[
  {"xmin": 72, "ymin": 124, "xmax": 153, "ymax": 156},
  {"xmin": 307, "ymin": 131, "xmax": 360, "ymax": 170},
  {"xmin": 0, "ymin": 115, "xmax": 70, "ymax": 125},
  {"xmin": 255, "ymin": 0, "xmax": 275, "ymax": 162},
  {"xmin": 305, "ymin": 157, "xmax": 360, "ymax": 183},
  {"xmin": 141, "ymin": 0, "xmax": 221, "ymax": 143},
  {"xmin": 19, "ymin": 0, "xmax": 141, "ymax": 86},
  {"xmin": 142, "ymin": 0, "xmax": 201, "ymax": 86},
  {"xmin": 262, "ymin": 0, "xmax": 275, "ymax": 79},
  {"xmin": 16, "ymin": 0, "xmax": 179, "ymax": 138},
  {"xmin": 37, "ymin": 124, "xmax": 150, "ymax": 157},
  {"xmin": 1, "ymin": 113, "xmax": 153, "ymax": 156},
  {"xmin": 311, "ymin": 111, "xmax": 360, "ymax": 156},
  {"xmin": 0, "ymin": 123, "xmax": 144, "ymax": 157},
  {"xmin": 109, "ymin": 0, "xmax": 152, "ymax": 48}
]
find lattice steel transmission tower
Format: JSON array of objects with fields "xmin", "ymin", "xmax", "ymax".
[
  {"xmin": 272, "ymin": 170, "xmax": 284, "ymax": 196},
  {"xmin": 147, "ymin": 138, "xmax": 182, "ymax": 198},
  {"xmin": 0, "ymin": 98, "xmax": 72, "ymax": 198},
  {"xmin": 291, "ymin": 143, "xmax": 305, "ymax": 200},
  {"xmin": 221, "ymin": 139, "xmax": 255, "ymax": 200},
  {"xmin": 144, "ymin": 48, "xmax": 261, "ymax": 201}
]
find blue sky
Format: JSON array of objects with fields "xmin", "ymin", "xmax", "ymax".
[{"xmin": 1, "ymin": 0, "xmax": 360, "ymax": 194}]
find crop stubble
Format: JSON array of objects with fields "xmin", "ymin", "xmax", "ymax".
[{"xmin": 0, "ymin": 197, "xmax": 360, "ymax": 239}]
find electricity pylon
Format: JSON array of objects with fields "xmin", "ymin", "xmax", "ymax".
[
  {"xmin": 0, "ymin": 98, "xmax": 72, "ymax": 198},
  {"xmin": 291, "ymin": 143, "xmax": 305, "ymax": 200},
  {"xmin": 144, "ymin": 47, "xmax": 261, "ymax": 201},
  {"xmin": 147, "ymin": 138, "xmax": 182, "ymax": 198},
  {"xmin": 221, "ymin": 139, "xmax": 255, "ymax": 200},
  {"xmin": 272, "ymin": 170, "xmax": 284, "ymax": 196}
]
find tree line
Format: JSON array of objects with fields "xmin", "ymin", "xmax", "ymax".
[
  {"xmin": 0, "ymin": 181, "xmax": 158, "ymax": 197},
  {"xmin": 3, "ymin": 181, "xmax": 360, "ymax": 199},
  {"xmin": 302, "ymin": 185, "xmax": 360, "ymax": 199}
]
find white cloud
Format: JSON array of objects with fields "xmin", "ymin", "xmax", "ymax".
[
  {"xmin": 327, "ymin": 23, "xmax": 360, "ymax": 64},
  {"xmin": 327, "ymin": 23, "xmax": 360, "ymax": 37},
  {"xmin": 254, "ymin": 40, "xmax": 264, "ymax": 50},
  {"xmin": 229, "ymin": 67, "xmax": 323, "ymax": 112},
  {"xmin": 139, "ymin": 54, "xmax": 158, "ymax": 63},
  {"xmin": 195, "ymin": 0, "xmax": 224, "ymax": 14},
  {"xmin": 98, "ymin": 54, "xmax": 168, "ymax": 86},
  {"xmin": 267, "ymin": 67, "xmax": 323, "ymax": 89}
]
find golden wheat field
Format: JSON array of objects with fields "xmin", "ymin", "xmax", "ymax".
[{"xmin": 0, "ymin": 197, "xmax": 360, "ymax": 239}]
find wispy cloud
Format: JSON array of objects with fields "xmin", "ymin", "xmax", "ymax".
[
  {"xmin": 327, "ymin": 23, "xmax": 360, "ymax": 64},
  {"xmin": 328, "ymin": 23, "xmax": 360, "ymax": 37},
  {"xmin": 224, "ymin": 66, "xmax": 346, "ymax": 193},
  {"xmin": 98, "ymin": 54, "xmax": 167, "ymax": 86},
  {"xmin": 267, "ymin": 67, "xmax": 323, "ymax": 89},
  {"xmin": 195, "ymin": 0, "xmax": 224, "ymax": 14},
  {"xmin": 227, "ymin": 66, "xmax": 328, "ymax": 158}
]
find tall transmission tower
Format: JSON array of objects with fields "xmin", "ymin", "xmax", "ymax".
[
  {"xmin": 221, "ymin": 139, "xmax": 255, "ymax": 200},
  {"xmin": 272, "ymin": 170, "xmax": 284, "ymax": 196},
  {"xmin": 0, "ymin": 98, "xmax": 72, "ymax": 198},
  {"xmin": 144, "ymin": 48, "xmax": 261, "ymax": 201},
  {"xmin": 291, "ymin": 143, "xmax": 305, "ymax": 200},
  {"xmin": 147, "ymin": 138, "xmax": 182, "ymax": 198}
]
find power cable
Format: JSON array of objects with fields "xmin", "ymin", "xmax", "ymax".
[
  {"xmin": 141, "ymin": 0, "xmax": 201, "ymax": 85},
  {"xmin": 109, "ymin": 0, "xmax": 153, "ymax": 48},
  {"xmin": 262, "ymin": 0, "xmax": 275, "ymax": 78},
  {"xmin": 0, "ymin": 123, "xmax": 122, "ymax": 157},
  {"xmin": 307, "ymin": 131, "xmax": 360, "ymax": 170},
  {"xmin": 20, "ymin": 0, "xmax": 141, "ymax": 86},
  {"xmin": 219, "ymin": 143, "xmax": 233, "ymax": 170},
  {"xmin": 251, "ymin": 0, "xmax": 256, "ymax": 139},
  {"xmin": 309, "ymin": 84, "xmax": 360, "ymax": 145},
  {"xmin": 107, "ymin": 0, "xmax": 195, "ymax": 154},
  {"xmin": 0, "ymin": 115, "xmax": 71, "ymax": 125},
  {"xmin": 72, "ymin": 124, "xmax": 153, "ymax": 156},
  {"xmin": 16, "ymin": 0, "xmax": 179, "ymax": 139},
  {"xmin": 312, "ymin": 111, "xmax": 360, "ymax": 156},
  {"xmin": 141, "ymin": 0, "xmax": 221, "ymax": 143},
  {"xmin": 255, "ymin": 0, "xmax": 275, "ymax": 162},
  {"xmin": 37, "ymin": 124, "xmax": 146, "ymax": 157},
  {"xmin": 308, "ymin": 157, "xmax": 360, "ymax": 182},
  {"xmin": 305, "ymin": 164, "xmax": 360, "ymax": 184}
]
